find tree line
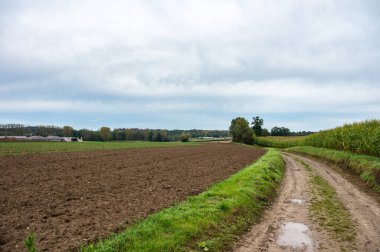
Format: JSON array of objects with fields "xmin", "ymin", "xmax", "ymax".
[
  {"xmin": 0, "ymin": 124, "xmax": 229, "ymax": 142},
  {"xmin": 229, "ymin": 116, "xmax": 313, "ymax": 144}
]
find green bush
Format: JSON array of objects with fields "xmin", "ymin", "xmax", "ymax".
[{"xmin": 180, "ymin": 132, "xmax": 191, "ymax": 142}]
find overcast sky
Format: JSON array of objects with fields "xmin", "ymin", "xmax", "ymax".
[{"xmin": 0, "ymin": 0, "xmax": 379, "ymax": 131}]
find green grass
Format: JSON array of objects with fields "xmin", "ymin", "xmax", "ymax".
[
  {"xmin": 80, "ymin": 149, "xmax": 285, "ymax": 252},
  {"xmin": 0, "ymin": 141, "xmax": 198, "ymax": 156},
  {"xmin": 297, "ymin": 160, "xmax": 356, "ymax": 251},
  {"xmin": 256, "ymin": 136, "xmax": 306, "ymax": 148},
  {"xmin": 288, "ymin": 146, "xmax": 380, "ymax": 192},
  {"xmin": 24, "ymin": 233, "xmax": 37, "ymax": 252}
]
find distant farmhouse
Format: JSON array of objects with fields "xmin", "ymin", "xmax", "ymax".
[{"xmin": 0, "ymin": 136, "xmax": 83, "ymax": 142}]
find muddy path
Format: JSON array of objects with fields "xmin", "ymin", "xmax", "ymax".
[
  {"xmin": 234, "ymin": 153, "xmax": 380, "ymax": 252},
  {"xmin": 288, "ymin": 153, "xmax": 380, "ymax": 252}
]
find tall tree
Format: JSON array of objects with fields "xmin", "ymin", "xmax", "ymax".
[
  {"xmin": 251, "ymin": 116, "xmax": 264, "ymax": 136},
  {"xmin": 160, "ymin": 130, "xmax": 169, "ymax": 142},
  {"xmin": 63, "ymin": 126, "xmax": 73, "ymax": 137},
  {"xmin": 229, "ymin": 117, "xmax": 254, "ymax": 144},
  {"xmin": 99, "ymin": 127, "xmax": 111, "ymax": 141},
  {"xmin": 154, "ymin": 130, "xmax": 162, "ymax": 142}
]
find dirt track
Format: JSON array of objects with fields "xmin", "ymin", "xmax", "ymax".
[
  {"xmin": 235, "ymin": 153, "xmax": 380, "ymax": 252},
  {"xmin": 0, "ymin": 143, "xmax": 265, "ymax": 251},
  {"xmin": 292, "ymin": 153, "xmax": 380, "ymax": 252}
]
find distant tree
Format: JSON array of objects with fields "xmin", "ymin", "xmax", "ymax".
[
  {"xmin": 125, "ymin": 129, "xmax": 133, "ymax": 140},
  {"xmin": 160, "ymin": 130, "xmax": 169, "ymax": 142},
  {"xmin": 271, "ymin": 126, "xmax": 291, "ymax": 136},
  {"xmin": 63, "ymin": 126, "xmax": 73, "ymax": 137},
  {"xmin": 261, "ymin": 128, "xmax": 270, "ymax": 137},
  {"xmin": 251, "ymin": 116, "xmax": 264, "ymax": 136},
  {"xmin": 180, "ymin": 132, "xmax": 191, "ymax": 142},
  {"xmin": 112, "ymin": 129, "xmax": 125, "ymax": 141},
  {"xmin": 148, "ymin": 130, "xmax": 154, "ymax": 142},
  {"xmin": 99, "ymin": 127, "xmax": 111, "ymax": 141},
  {"xmin": 229, "ymin": 117, "xmax": 254, "ymax": 144},
  {"xmin": 154, "ymin": 130, "xmax": 162, "ymax": 142},
  {"xmin": 36, "ymin": 126, "xmax": 48, "ymax": 137}
]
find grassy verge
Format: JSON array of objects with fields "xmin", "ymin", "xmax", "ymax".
[
  {"xmin": 80, "ymin": 149, "xmax": 285, "ymax": 252},
  {"xmin": 256, "ymin": 136, "xmax": 306, "ymax": 148},
  {"xmin": 297, "ymin": 160, "xmax": 357, "ymax": 251},
  {"xmin": 287, "ymin": 146, "xmax": 380, "ymax": 192},
  {"xmin": 0, "ymin": 141, "xmax": 198, "ymax": 156}
]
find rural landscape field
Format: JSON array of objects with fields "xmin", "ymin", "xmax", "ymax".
[
  {"xmin": 1, "ymin": 120, "xmax": 379, "ymax": 251},
  {"xmin": 1, "ymin": 1, "xmax": 379, "ymax": 252}
]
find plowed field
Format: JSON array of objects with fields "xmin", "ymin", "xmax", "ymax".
[{"xmin": 0, "ymin": 143, "xmax": 265, "ymax": 251}]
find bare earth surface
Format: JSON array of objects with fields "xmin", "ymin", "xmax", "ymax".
[
  {"xmin": 291, "ymin": 153, "xmax": 380, "ymax": 252},
  {"xmin": 235, "ymin": 153, "xmax": 380, "ymax": 252},
  {"xmin": 0, "ymin": 143, "xmax": 265, "ymax": 251}
]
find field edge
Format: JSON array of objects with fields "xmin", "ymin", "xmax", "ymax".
[
  {"xmin": 80, "ymin": 148, "xmax": 285, "ymax": 252},
  {"xmin": 0, "ymin": 141, "xmax": 199, "ymax": 156}
]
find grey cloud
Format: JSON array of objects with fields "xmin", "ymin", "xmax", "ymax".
[{"xmin": 0, "ymin": 0, "xmax": 379, "ymax": 130}]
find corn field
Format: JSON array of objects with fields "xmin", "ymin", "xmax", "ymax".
[
  {"xmin": 304, "ymin": 120, "xmax": 380, "ymax": 157},
  {"xmin": 256, "ymin": 120, "xmax": 380, "ymax": 157}
]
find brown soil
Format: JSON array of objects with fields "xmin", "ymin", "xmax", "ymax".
[
  {"xmin": 234, "ymin": 153, "xmax": 339, "ymax": 252},
  {"xmin": 290, "ymin": 153, "xmax": 380, "ymax": 252},
  {"xmin": 0, "ymin": 143, "xmax": 265, "ymax": 252}
]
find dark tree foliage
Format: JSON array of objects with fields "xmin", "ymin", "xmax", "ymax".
[
  {"xmin": 229, "ymin": 117, "xmax": 254, "ymax": 144},
  {"xmin": 251, "ymin": 116, "xmax": 264, "ymax": 136},
  {"xmin": 0, "ymin": 124, "xmax": 230, "ymax": 142},
  {"xmin": 62, "ymin": 126, "xmax": 73, "ymax": 137},
  {"xmin": 289, "ymin": 131, "xmax": 314, "ymax": 136},
  {"xmin": 271, "ymin": 127, "xmax": 291, "ymax": 136},
  {"xmin": 180, "ymin": 132, "xmax": 191, "ymax": 142},
  {"xmin": 261, "ymin": 128, "xmax": 270, "ymax": 137},
  {"xmin": 99, "ymin": 127, "xmax": 112, "ymax": 141}
]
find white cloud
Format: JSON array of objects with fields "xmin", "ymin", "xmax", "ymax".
[{"xmin": 0, "ymin": 0, "xmax": 379, "ymax": 130}]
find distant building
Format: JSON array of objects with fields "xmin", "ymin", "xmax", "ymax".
[{"xmin": 0, "ymin": 136, "xmax": 83, "ymax": 142}]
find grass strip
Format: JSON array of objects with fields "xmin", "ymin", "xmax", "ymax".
[
  {"xmin": 0, "ymin": 141, "xmax": 198, "ymax": 156},
  {"xmin": 287, "ymin": 146, "xmax": 380, "ymax": 192},
  {"xmin": 297, "ymin": 160, "xmax": 357, "ymax": 251},
  {"xmin": 255, "ymin": 136, "xmax": 306, "ymax": 148},
  {"xmin": 80, "ymin": 149, "xmax": 285, "ymax": 252}
]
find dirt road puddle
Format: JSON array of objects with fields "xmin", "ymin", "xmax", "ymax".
[
  {"xmin": 288, "ymin": 198, "xmax": 305, "ymax": 205},
  {"xmin": 277, "ymin": 222, "xmax": 313, "ymax": 251}
]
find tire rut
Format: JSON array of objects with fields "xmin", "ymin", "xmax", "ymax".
[
  {"xmin": 234, "ymin": 154, "xmax": 336, "ymax": 251},
  {"xmin": 287, "ymin": 153, "xmax": 380, "ymax": 252}
]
